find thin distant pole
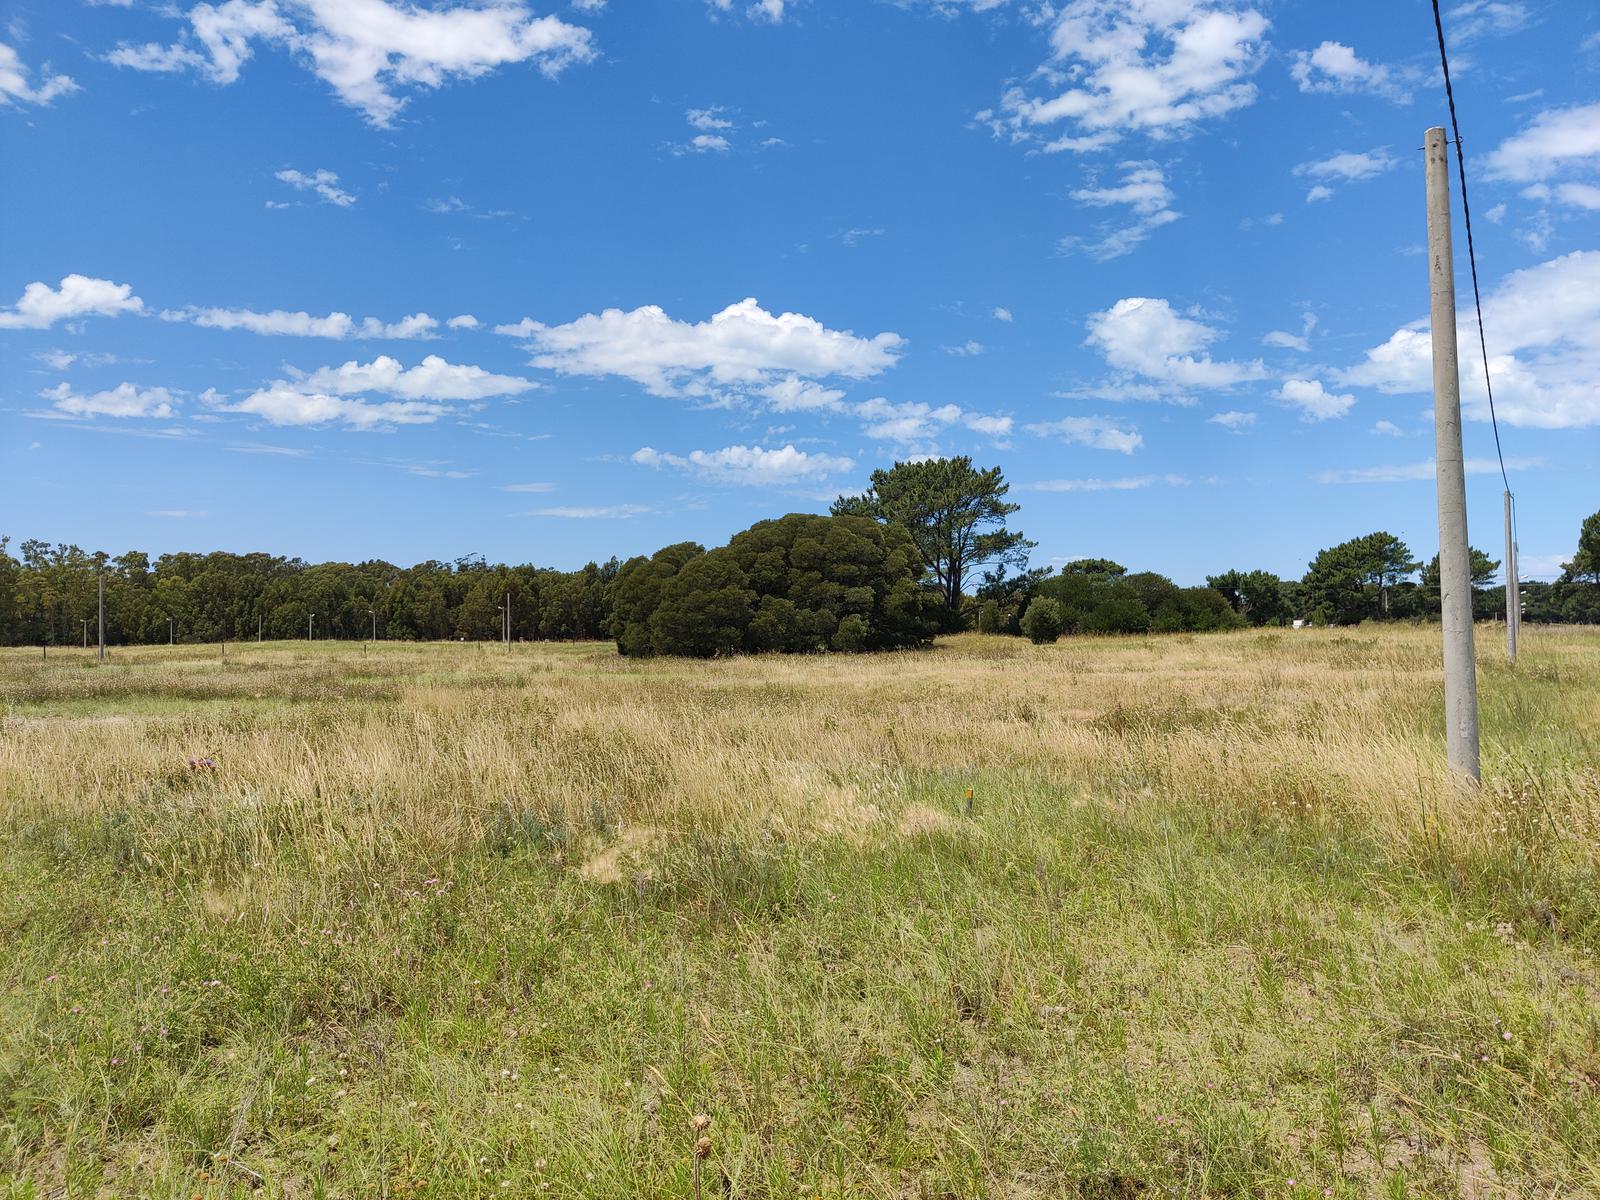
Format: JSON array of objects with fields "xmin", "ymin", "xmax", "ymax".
[
  {"xmin": 1425, "ymin": 125, "xmax": 1480, "ymax": 783},
  {"xmin": 97, "ymin": 572, "xmax": 105, "ymax": 664},
  {"xmin": 82, "ymin": 618, "xmax": 88, "ymax": 649},
  {"xmin": 169, "ymin": 616, "xmax": 174, "ymax": 646},
  {"xmin": 258, "ymin": 614, "xmax": 262, "ymax": 642},
  {"xmin": 309, "ymin": 612, "xmax": 315, "ymax": 641},
  {"xmin": 1504, "ymin": 491, "xmax": 1517, "ymax": 663}
]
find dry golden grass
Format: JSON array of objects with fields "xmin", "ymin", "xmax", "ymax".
[{"xmin": 2, "ymin": 626, "xmax": 1598, "ymax": 1197}]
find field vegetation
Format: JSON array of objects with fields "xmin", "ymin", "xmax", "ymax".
[{"xmin": 2, "ymin": 626, "xmax": 1599, "ymax": 1197}]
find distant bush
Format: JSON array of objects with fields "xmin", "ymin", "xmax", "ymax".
[
  {"xmin": 611, "ymin": 513, "xmax": 942, "ymax": 657},
  {"xmin": 1020, "ymin": 597, "xmax": 1065, "ymax": 643},
  {"xmin": 976, "ymin": 599, "xmax": 1002, "ymax": 634}
]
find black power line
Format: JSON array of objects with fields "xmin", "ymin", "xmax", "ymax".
[{"xmin": 1429, "ymin": 0, "xmax": 1511, "ymax": 496}]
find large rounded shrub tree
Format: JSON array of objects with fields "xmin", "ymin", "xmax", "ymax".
[{"xmin": 610, "ymin": 513, "xmax": 941, "ymax": 657}]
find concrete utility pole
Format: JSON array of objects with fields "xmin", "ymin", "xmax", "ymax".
[
  {"xmin": 309, "ymin": 612, "xmax": 315, "ymax": 641},
  {"xmin": 1504, "ymin": 491, "xmax": 1519, "ymax": 663},
  {"xmin": 1425, "ymin": 125, "xmax": 1480, "ymax": 783},
  {"xmin": 82, "ymin": 619, "xmax": 88, "ymax": 649}
]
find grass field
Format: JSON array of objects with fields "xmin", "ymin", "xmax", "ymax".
[{"xmin": 2, "ymin": 626, "xmax": 1598, "ymax": 1199}]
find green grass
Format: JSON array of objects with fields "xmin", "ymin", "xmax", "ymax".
[{"xmin": 2, "ymin": 630, "xmax": 1598, "ymax": 1197}]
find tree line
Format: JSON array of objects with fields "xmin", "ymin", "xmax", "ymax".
[{"xmin": 2, "ymin": 461, "xmax": 1595, "ymax": 652}]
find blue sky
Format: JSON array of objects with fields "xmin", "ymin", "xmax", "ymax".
[{"xmin": 3, "ymin": 0, "xmax": 1597, "ymax": 584}]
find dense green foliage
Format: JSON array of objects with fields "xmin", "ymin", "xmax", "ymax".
[
  {"xmin": 3, "ymin": 501, "xmax": 1594, "ymax": 651},
  {"xmin": 0, "ymin": 537, "xmax": 616, "ymax": 646},
  {"xmin": 611, "ymin": 513, "xmax": 942, "ymax": 657},
  {"xmin": 832, "ymin": 457, "xmax": 1031, "ymax": 611},
  {"xmin": 1019, "ymin": 596, "xmax": 1064, "ymax": 643}
]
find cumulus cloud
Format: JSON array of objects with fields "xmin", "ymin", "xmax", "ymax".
[
  {"xmin": 1080, "ymin": 297, "xmax": 1265, "ymax": 400},
  {"xmin": 761, "ymin": 376, "xmax": 846, "ymax": 412},
  {"xmin": 1207, "ymin": 409, "xmax": 1255, "ymax": 430},
  {"xmin": 992, "ymin": 306, "xmax": 1013, "ymax": 322},
  {"xmin": 169, "ymin": 307, "xmax": 439, "ymax": 339},
  {"xmin": 854, "ymin": 397, "xmax": 1011, "ymax": 446},
  {"xmin": 291, "ymin": 354, "xmax": 536, "ymax": 400},
  {"xmin": 0, "ymin": 275, "xmax": 144, "ymax": 330},
  {"xmin": 107, "ymin": 0, "xmax": 596, "ymax": 126},
  {"xmin": 981, "ymin": 0, "xmax": 1268, "ymax": 153},
  {"xmin": 1025, "ymin": 416, "xmax": 1143, "ymax": 454},
  {"xmin": 447, "ymin": 314, "xmax": 480, "ymax": 329},
  {"xmin": 1064, "ymin": 161, "xmax": 1181, "ymax": 260},
  {"xmin": 0, "ymin": 41, "xmax": 79, "ymax": 106},
  {"xmin": 500, "ymin": 298, "xmax": 904, "ymax": 400},
  {"xmin": 1483, "ymin": 103, "xmax": 1600, "ymax": 192},
  {"xmin": 1337, "ymin": 249, "xmax": 1600, "ymax": 428},
  {"xmin": 1288, "ymin": 41, "xmax": 1411, "ymax": 103},
  {"xmin": 1277, "ymin": 378, "xmax": 1354, "ymax": 421},
  {"xmin": 632, "ymin": 443, "xmax": 854, "ymax": 485},
  {"xmin": 41, "ymin": 382, "xmax": 177, "ymax": 419},
  {"xmin": 275, "ymin": 167, "xmax": 356, "ymax": 206},
  {"xmin": 210, "ymin": 354, "xmax": 532, "ymax": 429}
]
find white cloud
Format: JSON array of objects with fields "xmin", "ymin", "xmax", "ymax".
[
  {"xmin": 1082, "ymin": 297, "xmax": 1265, "ymax": 398},
  {"xmin": 1337, "ymin": 250, "xmax": 1600, "ymax": 428},
  {"xmin": 0, "ymin": 41, "xmax": 78, "ymax": 107},
  {"xmin": 212, "ymin": 385, "xmax": 452, "ymax": 429},
  {"xmin": 854, "ymin": 397, "xmax": 1011, "ymax": 445},
  {"xmin": 1447, "ymin": 1, "xmax": 1531, "ymax": 44},
  {"xmin": 171, "ymin": 307, "xmax": 439, "ymax": 339},
  {"xmin": 1520, "ymin": 182, "xmax": 1600, "ymax": 211},
  {"xmin": 1288, "ymin": 41, "xmax": 1411, "ymax": 102},
  {"xmin": 992, "ymin": 306, "xmax": 1013, "ymax": 322},
  {"xmin": 1025, "ymin": 416, "xmax": 1142, "ymax": 454},
  {"xmin": 210, "ymin": 354, "xmax": 531, "ymax": 429},
  {"xmin": 632, "ymin": 443, "xmax": 854, "ymax": 485},
  {"xmin": 1207, "ymin": 409, "xmax": 1255, "ymax": 429},
  {"xmin": 501, "ymin": 298, "xmax": 904, "ymax": 399},
  {"xmin": 292, "ymin": 354, "xmax": 536, "ymax": 401},
  {"xmin": 1293, "ymin": 148, "xmax": 1397, "ymax": 202},
  {"xmin": 447, "ymin": 314, "xmax": 480, "ymax": 329},
  {"xmin": 1372, "ymin": 419, "xmax": 1405, "ymax": 437},
  {"xmin": 0, "ymin": 275, "xmax": 144, "ymax": 330},
  {"xmin": 1484, "ymin": 102, "xmax": 1600, "ymax": 183},
  {"xmin": 1064, "ymin": 161, "xmax": 1181, "ymax": 260},
  {"xmin": 275, "ymin": 167, "xmax": 355, "ymax": 206},
  {"xmin": 108, "ymin": 0, "xmax": 596, "ymax": 126},
  {"xmin": 1263, "ymin": 310, "xmax": 1317, "ymax": 352},
  {"xmin": 1027, "ymin": 473, "xmax": 1190, "ymax": 492},
  {"xmin": 42, "ymin": 382, "xmax": 178, "ymax": 419},
  {"xmin": 1277, "ymin": 378, "xmax": 1354, "ymax": 421},
  {"xmin": 520, "ymin": 504, "xmax": 648, "ymax": 518},
  {"xmin": 690, "ymin": 133, "xmax": 730, "ymax": 153},
  {"xmin": 838, "ymin": 227, "xmax": 885, "ymax": 247},
  {"xmin": 687, "ymin": 106, "xmax": 733, "ymax": 131},
  {"xmin": 941, "ymin": 340, "xmax": 985, "ymax": 356},
  {"xmin": 1317, "ymin": 456, "xmax": 1541, "ymax": 484},
  {"xmin": 707, "ymin": 0, "xmax": 789, "ymax": 21},
  {"xmin": 761, "ymin": 375, "xmax": 846, "ymax": 412},
  {"xmin": 984, "ymin": 0, "xmax": 1268, "ymax": 152}
]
